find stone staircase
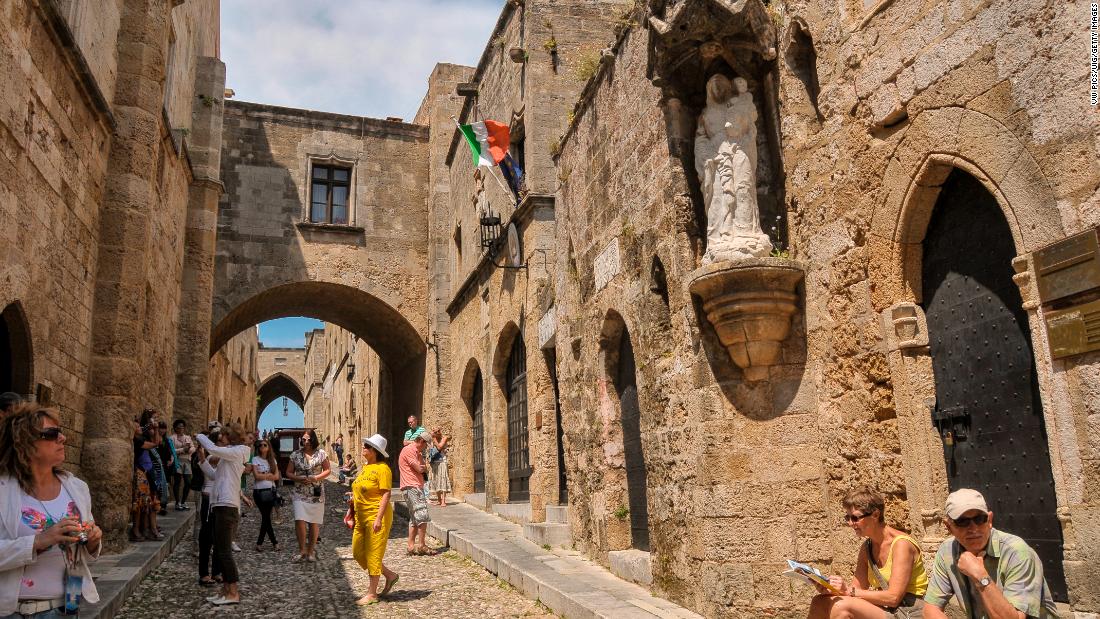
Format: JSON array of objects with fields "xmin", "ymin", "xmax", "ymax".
[{"xmin": 523, "ymin": 504, "xmax": 572, "ymax": 548}]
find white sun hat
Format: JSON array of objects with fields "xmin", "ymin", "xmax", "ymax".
[{"xmin": 362, "ymin": 433, "xmax": 389, "ymax": 459}]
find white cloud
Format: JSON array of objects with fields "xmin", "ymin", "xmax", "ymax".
[{"xmin": 221, "ymin": 0, "xmax": 502, "ymax": 120}]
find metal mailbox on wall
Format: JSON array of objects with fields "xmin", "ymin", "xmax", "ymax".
[{"xmin": 1034, "ymin": 228, "xmax": 1100, "ymax": 359}]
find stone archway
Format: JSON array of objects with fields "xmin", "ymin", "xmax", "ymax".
[
  {"xmin": 210, "ymin": 281, "xmax": 426, "ymax": 466},
  {"xmin": 866, "ymin": 107, "xmax": 1077, "ymax": 589},
  {"xmin": 256, "ymin": 372, "xmax": 305, "ymax": 423},
  {"xmin": 457, "ymin": 358, "xmax": 483, "ymax": 496}
]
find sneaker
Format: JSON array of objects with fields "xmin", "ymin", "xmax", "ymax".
[
  {"xmin": 180, "ymin": 504, "xmax": 190, "ymax": 510},
  {"xmin": 232, "ymin": 542, "xmax": 242, "ymax": 552}
]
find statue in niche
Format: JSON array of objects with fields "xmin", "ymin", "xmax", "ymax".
[{"xmin": 694, "ymin": 74, "xmax": 772, "ymax": 263}]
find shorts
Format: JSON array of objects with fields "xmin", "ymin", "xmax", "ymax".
[
  {"xmin": 885, "ymin": 596, "xmax": 925, "ymax": 618},
  {"xmin": 403, "ymin": 485, "xmax": 431, "ymax": 526}
]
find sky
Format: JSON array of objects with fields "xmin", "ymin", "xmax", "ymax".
[
  {"xmin": 257, "ymin": 398, "xmax": 304, "ymax": 434},
  {"xmin": 256, "ymin": 317, "xmax": 324, "ymax": 348},
  {"xmin": 221, "ymin": 0, "xmax": 503, "ymax": 120}
]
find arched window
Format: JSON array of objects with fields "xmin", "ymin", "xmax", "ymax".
[
  {"xmin": 506, "ymin": 336, "xmax": 530, "ymax": 502},
  {"xmin": 614, "ymin": 327, "xmax": 649, "ymax": 551},
  {"xmin": 0, "ymin": 302, "xmax": 33, "ymax": 396}
]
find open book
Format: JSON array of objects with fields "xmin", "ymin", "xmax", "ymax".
[{"xmin": 782, "ymin": 559, "xmax": 843, "ymax": 595}]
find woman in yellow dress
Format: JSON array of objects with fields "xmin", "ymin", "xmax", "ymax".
[{"xmin": 344, "ymin": 433, "xmax": 399, "ymax": 605}]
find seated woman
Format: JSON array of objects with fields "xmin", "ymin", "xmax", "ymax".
[{"xmin": 808, "ymin": 488, "xmax": 927, "ymax": 619}]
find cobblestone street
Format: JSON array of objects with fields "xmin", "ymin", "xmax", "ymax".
[{"xmin": 115, "ymin": 484, "xmax": 554, "ymax": 618}]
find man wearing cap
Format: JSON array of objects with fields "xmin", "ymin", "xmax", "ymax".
[
  {"xmin": 398, "ymin": 430, "xmax": 432, "ymax": 554},
  {"xmin": 923, "ymin": 488, "xmax": 1059, "ymax": 618}
]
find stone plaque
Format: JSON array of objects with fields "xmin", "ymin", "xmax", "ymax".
[
  {"xmin": 1034, "ymin": 228, "xmax": 1100, "ymax": 304},
  {"xmin": 594, "ymin": 238, "xmax": 621, "ymax": 292},
  {"xmin": 538, "ymin": 305, "xmax": 556, "ymax": 349},
  {"xmin": 1045, "ymin": 297, "xmax": 1100, "ymax": 359}
]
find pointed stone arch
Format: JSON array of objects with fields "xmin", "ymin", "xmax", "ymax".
[{"xmin": 256, "ymin": 372, "xmax": 306, "ymax": 425}]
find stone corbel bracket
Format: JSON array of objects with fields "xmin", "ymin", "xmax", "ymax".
[
  {"xmin": 881, "ymin": 301, "xmax": 929, "ymax": 352},
  {"xmin": 688, "ymin": 257, "xmax": 804, "ymax": 381}
]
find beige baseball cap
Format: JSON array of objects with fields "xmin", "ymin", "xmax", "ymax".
[{"xmin": 945, "ymin": 488, "xmax": 989, "ymax": 519}]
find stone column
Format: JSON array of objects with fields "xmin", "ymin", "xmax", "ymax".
[
  {"xmin": 173, "ymin": 56, "xmax": 226, "ymax": 432},
  {"xmin": 81, "ymin": 0, "xmax": 171, "ymax": 549}
]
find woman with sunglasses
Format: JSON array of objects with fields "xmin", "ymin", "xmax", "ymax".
[
  {"xmin": 0, "ymin": 404, "xmax": 103, "ymax": 617},
  {"xmin": 807, "ymin": 487, "xmax": 928, "ymax": 619},
  {"xmin": 345, "ymin": 434, "xmax": 398, "ymax": 605},
  {"xmin": 250, "ymin": 440, "xmax": 281, "ymax": 552},
  {"xmin": 285, "ymin": 429, "xmax": 329, "ymax": 562}
]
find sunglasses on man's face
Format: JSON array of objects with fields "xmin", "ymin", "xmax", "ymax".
[
  {"xmin": 951, "ymin": 513, "xmax": 989, "ymax": 528},
  {"xmin": 39, "ymin": 427, "xmax": 64, "ymax": 442}
]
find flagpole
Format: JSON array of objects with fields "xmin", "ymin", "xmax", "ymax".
[{"xmin": 453, "ymin": 115, "xmax": 518, "ymax": 207}]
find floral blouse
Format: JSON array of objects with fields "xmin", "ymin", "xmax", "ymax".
[{"xmin": 289, "ymin": 448, "xmax": 327, "ymax": 503}]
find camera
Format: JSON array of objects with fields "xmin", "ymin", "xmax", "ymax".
[{"xmin": 312, "ymin": 485, "xmax": 322, "ymax": 498}]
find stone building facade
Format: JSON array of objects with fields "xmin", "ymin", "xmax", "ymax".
[
  {"xmin": 206, "ymin": 326, "xmax": 259, "ymax": 430},
  {"xmin": 0, "ymin": 0, "xmax": 225, "ymax": 548},
  {"xmin": 255, "ymin": 345, "xmax": 306, "ymax": 426},
  {"xmin": 415, "ymin": 0, "xmax": 1100, "ymax": 617},
  {"xmin": 300, "ymin": 324, "xmax": 385, "ymax": 468}
]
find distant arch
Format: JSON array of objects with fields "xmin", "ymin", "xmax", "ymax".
[{"xmin": 256, "ymin": 372, "xmax": 305, "ymax": 421}]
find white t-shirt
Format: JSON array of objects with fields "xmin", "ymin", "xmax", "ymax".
[
  {"xmin": 251, "ymin": 456, "xmax": 275, "ymax": 490},
  {"xmin": 18, "ymin": 485, "xmax": 78, "ymax": 600},
  {"xmin": 196, "ymin": 435, "xmax": 250, "ymax": 509}
]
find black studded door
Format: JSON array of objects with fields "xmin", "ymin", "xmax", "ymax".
[
  {"xmin": 922, "ymin": 170, "xmax": 1066, "ymax": 601},
  {"xmin": 471, "ymin": 369, "xmax": 485, "ymax": 493}
]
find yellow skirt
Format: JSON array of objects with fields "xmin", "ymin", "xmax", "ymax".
[{"xmin": 351, "ymin": 506, "xmax": 392, "ymax": 576}]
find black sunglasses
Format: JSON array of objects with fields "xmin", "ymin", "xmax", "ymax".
[
  {"xmin": 843, "ymin": 511, "xmax": 871, "ymax": 523},
  {"xmin": 38, "ymin": 427, "xmax": 63, "ymax": 442},
  {"xmin": 951, "ymin": 513, "xmax": 989, "ymax": 528}
]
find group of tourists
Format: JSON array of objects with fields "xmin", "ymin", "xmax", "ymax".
[{"xmin": 808, "ymin": 486, "xmax": 1060, "ymax": 619}]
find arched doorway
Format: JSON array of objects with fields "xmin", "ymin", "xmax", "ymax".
[
  {"xmin": 0, "ymin": 302, "xmax": 33, "ymax": 396},
  {"xmin": 471, "ymin": 368, "xmax": 485, "ymax": 493},
  {"xmin": 505, "ymin": 336, "xmax": 530, "ymax": 502},
  {"xmin": 921, "ymin": 169, "xmax": 1066, "ymax": 600},
  {"xmin": 610, "ymin": 323, "xmax": 649, "ymax": 551}
]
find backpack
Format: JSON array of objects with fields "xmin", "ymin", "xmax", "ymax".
[{"xmin": 189, "ymin": 452, "xmax": 205, "ymax": 491}]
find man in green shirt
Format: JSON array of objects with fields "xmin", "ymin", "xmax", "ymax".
[
  {"xmin": 923, "ymin": 488, "xmax": 1059, "ymax": 619},
  {"xmin": 403, "ymin": 415, "xmax": 426, "ymax": 445}
]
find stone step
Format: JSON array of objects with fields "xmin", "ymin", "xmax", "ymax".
[
  {"xmin": 491, "ymin": 501, "xmax": 532, "ymax": 524},
  {"xmin": 523, "ymin": 522, "xmax": 572, "ymax": 548},
  {"xmin": 609, "ymin": 549, "xmax": 653, "ymax": 586},
  {"xmin": 544, "ymin": 504, "xmax": 569, "ymax": 524},
  {"xmin": 464, "ymin": 492, "xmax": 487, "ymax": 509}
]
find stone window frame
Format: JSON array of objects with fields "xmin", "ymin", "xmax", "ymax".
[{"xmin": 301, "ymin": 152, "xmax": 360, "ymax": 230}]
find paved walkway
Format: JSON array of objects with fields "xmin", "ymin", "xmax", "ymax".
[
  {"xmin": 114, "ymin": 483, "xmax": 553, "ymax": 618},
  {"xmin": 416, "ymin": 501, "xmax": 703, "ymax": 619}
]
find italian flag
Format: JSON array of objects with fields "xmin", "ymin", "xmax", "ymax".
[{"xmin": 458, "ymin": 120, "xmax": 510, "ymax": 168}]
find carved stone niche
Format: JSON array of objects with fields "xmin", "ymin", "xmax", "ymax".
[{"xmin": 688, "ymin": 257, "xmax": 803, "ymax": 381}]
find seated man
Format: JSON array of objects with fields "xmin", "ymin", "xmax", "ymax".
[{"xmin": 922, "ymin": 488, "xmax": 1059, "ymax": 619}]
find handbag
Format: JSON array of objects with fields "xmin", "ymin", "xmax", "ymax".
[{"xmin": 255, "ymin": 487, "xmax": 277, "ymax": 504}]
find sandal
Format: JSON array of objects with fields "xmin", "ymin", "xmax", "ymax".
[
  {"xmin": 198, "ymin": 577, "xmax": 217, "ymax": 587},
  {"xmin": 355, "ymin": 595, "xmax": 380, "ymax": 606},
  {"xmin": 416, "ymin": 545, "xmax": 431, "ymax": 555},
  {"xmin": 381, "ymin": 573, "xmax": 399, "ymax": 596}
]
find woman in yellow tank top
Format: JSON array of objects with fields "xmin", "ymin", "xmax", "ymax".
[{"xmin": 807, "ymin": 487, "xmax": 929, "ymax": 619}]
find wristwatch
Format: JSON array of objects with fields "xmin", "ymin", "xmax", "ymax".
[{"xmin": 977, "ymin": 576, "xmax": 992, "ymax": 590}]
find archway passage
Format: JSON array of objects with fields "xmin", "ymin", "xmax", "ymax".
[
  {"xmin": 256, "ymin": 372, "xmax": 305, "ymax": 421},
  {"xmin": 0, "ymin": 302, "xmax": 33, "ymax": 396},
  {"xmin": 211, "ymin": 281, "xmax": 426, "ymax": 467},
  {"xmin": 922, "ymin": 170, "xmax": 1066, "ymax": 601}
]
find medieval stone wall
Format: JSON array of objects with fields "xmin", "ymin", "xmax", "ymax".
[
  {"xmin": 299, "ymin": 323, "xmax": 384, "ymax": 469},
  {"xmin": 545, "ymin": 0, "xmax": 1100, "ymax": 615},
  {"xmin": 0, "ymin": 0, "xmax": 115, "ymax": 470},
  {"xmin": 207, "ymin": 326, "xmax": 259, "ymax": 429}
]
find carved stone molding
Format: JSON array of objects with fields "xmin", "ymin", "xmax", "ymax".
[
  {"xmin": 688, "ymin": 257, "xmax": 803, "ymax": 381},
  {"xmin": 881, "ymin": 301, "xmax": 929, "ymax": 352},
  {"xmin": 1011, "ymin": 254, "xmax": 1039, "ymax": 311}
]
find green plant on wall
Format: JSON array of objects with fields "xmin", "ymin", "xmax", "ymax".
[
  {"xmin": 543, "ymin": 35, "xmax": 558, "ymax": 54},
  {"xmin": 574, "ymin": 52, "xmax": 600, "ymax": 82},
  {"xmin": 613, "ymin": 505, "xmax": 629, "ymax": 521}
]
